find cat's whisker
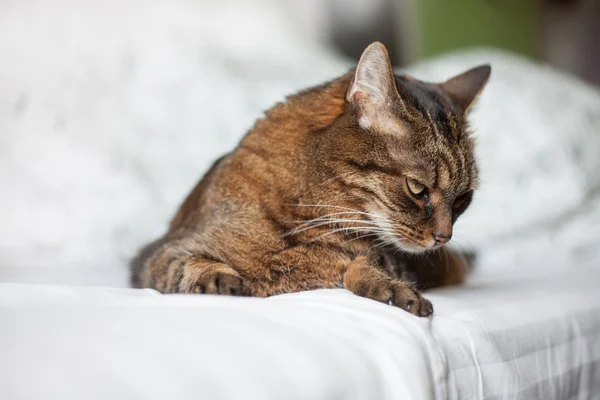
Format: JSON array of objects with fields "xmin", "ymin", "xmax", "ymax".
[
  {"xmin": 392, "ymin": 243, "xmax": 405, "ymax": 258},
  {"xmin": 294, "ymin": 211, "xmax": 365, "ymax": 219},
  {"xmin": 448, "ymin": 234, "xmax": 470, "ymax": 248},
  {"xmin": 287, "ymin": 208, "xmax": 381, "ymax": 231},
  {"xmin": 288, "ymin": 203, "xmax": 379, "ymax": 218},
  {"xmin": 291, "ymin": 211, "xmax": 378, "ymax": 228},
  {"xmin": 297, "ymin": 219, "xmax": 377, "ymax": 230},
  {"xmin": 448, "ymin": 242, "xmax": 468, "ymax": 254},
  {"xmin": 318, "ymin": 226, "xmax": 392, "ymax": 239},
  {"xmin": 284, "ymin": 204, "xmax": 384, "ymax": 236},
  {"xmin": 374, "ymin": 232, "xmax": 397, "ymax": 250},
  {"xmin": 372, "ymin": 236, "xmax": 395, "ymax": 252},
  {"xmin": 345, "ymin": 232, "xmax": 382, "ymax": 243},
  {"xmin": 285, "ymin": 218, "xmax": 380, "ymax": 236}
]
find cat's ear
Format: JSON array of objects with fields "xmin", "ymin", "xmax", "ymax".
[
  {"xmin": 347, "ymin": 42, "xmax": 401, "ymax": 130},
  {"xmin": 440, "ymin": 65, "xmax": 491, "ymax": 114}
]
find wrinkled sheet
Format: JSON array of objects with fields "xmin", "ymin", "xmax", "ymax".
[
  {"xmin": 428, "ymin": 268, "xmax": 600, "ymax": 400},
  {"xmin": 2, "ymin": 268, "xmax": 599, "ymax": 400},
  {"xmin": 0, "ymin": 284, "xmax": 436, "ymax": 400}
]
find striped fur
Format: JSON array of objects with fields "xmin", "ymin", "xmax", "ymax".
[{"xmin": 130, "ymin": 42, "xmax": 490, "ymax": 317}]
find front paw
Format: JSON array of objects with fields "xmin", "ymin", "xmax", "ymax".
[
  {"xmin": 350, "ymin": 278, "xmax": 433, "ymax": 317},
  {"xmin": 389, "ymin": 281, "xmax": 433, "ymax": 317},
  {"xmin": 179, "ymin": 260, "xmax": 245, "ymax": 296},
  {"xmin": 344, "ymin": 256, "xmax": 434, "ymax": 317}
]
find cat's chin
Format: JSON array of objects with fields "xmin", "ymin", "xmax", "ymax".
[
  {"xmin": 385, "ymin": 236, "xmax": 436, "ymax": 255},
  {"xmin": 397, "ymin": 243, "xmax": 431, "ymax": 255}
]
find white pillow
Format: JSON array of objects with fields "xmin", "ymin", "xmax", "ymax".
[{"xmin": 0, "ymin": 0, "xmax": 346, "ymax": 286}]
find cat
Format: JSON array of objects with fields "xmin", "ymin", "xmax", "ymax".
[{"xmin": 131, "ymin": 42, "xmax": 490, "ymax": 317}]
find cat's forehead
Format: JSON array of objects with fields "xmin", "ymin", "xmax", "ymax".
[
  {"xmin": 387, "ymin": 139, "xmax": 476, "ymax": 191},
  {"xmin": 377, "ymin": 93, "xmax": 476, "ymax": 192},
  {"xmin": 394, "ymin": 75, "xmax": 464, "ymax": 139}
]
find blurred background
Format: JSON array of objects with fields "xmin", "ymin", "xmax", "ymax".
[
  {"xmin": 328, "ymin": 0, "xmax": 600, "ymax": 84},
  {"xmin": 1, "ymin": 0, "xmax": 600, "ymax": 286}
]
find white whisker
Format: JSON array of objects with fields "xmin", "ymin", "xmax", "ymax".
[
  {"xmin": 283, "ymin": 204, "xmax": 383, "ymax": 237},
  {"xmin": 288, "ymin": 203, "xmax": 377, "ymax": 217},
  {"xmin": 285, "ymin": 202, "xmax": 425, "ymax": 257},
  {"xmin": 286, "ymin": 219, "xmax": 380, "ymax": 236},
  {"xmin": 318, "ymin": 226, "xmax": 392, "ymax": 238},
  {"xmin": 345, "ymin": 232, "xmax": 382, "ymax": 243},
  {"xmin": 291, "ymin": 212, "xmax": 378, "ymax": 228}
]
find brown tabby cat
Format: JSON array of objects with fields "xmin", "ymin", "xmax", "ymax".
[{"xmin": 131, "ymin": 42, "xmax": 490, "ymax": 317}]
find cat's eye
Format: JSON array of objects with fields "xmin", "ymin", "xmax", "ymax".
[{"xmin": 406, "ymin": 178, "xmax": 426, "ymax": 196}]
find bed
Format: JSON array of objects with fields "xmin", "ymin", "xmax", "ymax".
[
  {"xmin": 1, "ymin": 1, "xmax": 600, "ymax": 399},
  {"xmin": 2, "ymin": 269, "xmax": 600, "ymax": 400}
]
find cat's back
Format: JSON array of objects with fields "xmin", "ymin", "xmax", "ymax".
[
  {"xmin": 168, "ymin": 153, "xmax": 229, "ymax": 232},
  {"xmin": 166, "ymin": 145, "xmax": 282, "ymax": 238},
  {"xmin": 168, "ymin": 75, "xmax": 354, "ymax": 234}
]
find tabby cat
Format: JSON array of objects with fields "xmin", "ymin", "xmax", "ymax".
[{"xmin": 131, "ymin": 42, "xmax": 490, "ymax": 317}]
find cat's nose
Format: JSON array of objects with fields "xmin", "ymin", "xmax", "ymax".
[{"xmin": 432, "ymin": 232, "xmax": 452, "ymax": 244}]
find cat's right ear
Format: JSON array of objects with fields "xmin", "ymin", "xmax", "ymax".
[{"xmin": 347, "ymin": 42, "xmax": 401, "ymax": 131}]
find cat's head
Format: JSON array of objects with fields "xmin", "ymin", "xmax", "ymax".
[{"xmin": 330, "ymin": 42, "xmax": 490, "ymax": 253}]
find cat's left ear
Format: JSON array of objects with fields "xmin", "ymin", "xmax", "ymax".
[
  {"xmin": 440, "ymin": 65, "xmax": 491, "ymax": 114},
  {"xmin": 347, "ymin": 42, "xmax": 401, "ymax": 131}
]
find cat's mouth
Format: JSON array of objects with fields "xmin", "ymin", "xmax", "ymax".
[{"xmin": 367, "ymin": 209, "xmax": 439, "ymax": 253}]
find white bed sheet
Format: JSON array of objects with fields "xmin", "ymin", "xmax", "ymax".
[
  {"xmin": 2, "ymin": 268, "xmax": 599, "ymax": 400},
  {"xmin": 428, "ymin": 268, "xmax": 600, "ymax": 400},
  {"xmin": 0, "ymin": 284, "xmax": 436, "ymax": 400}
]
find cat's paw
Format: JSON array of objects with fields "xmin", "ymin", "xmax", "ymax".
[
  {"xmin": 344, "ymin": 256, "xmax": 433, "ymax": 317},
  {"xmin": 179, "ymin": 260, "xmax": 245, "ymax": 296},
  {"xmin": 390, "ymin": 281, "xmax": 433, "ymax": 317},
  {"xmin": 345, "ymin": 268, "xmax": 433, "ymax": 317}
]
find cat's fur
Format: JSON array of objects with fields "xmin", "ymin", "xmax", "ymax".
[{"xmin": 131, "ymin": 42, "xmax": 490, "ymax": 317}]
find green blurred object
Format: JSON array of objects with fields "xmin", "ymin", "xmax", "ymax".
[{"xmin": 416, "ymin": 0, "xmax": 539, "ymax": 59}]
